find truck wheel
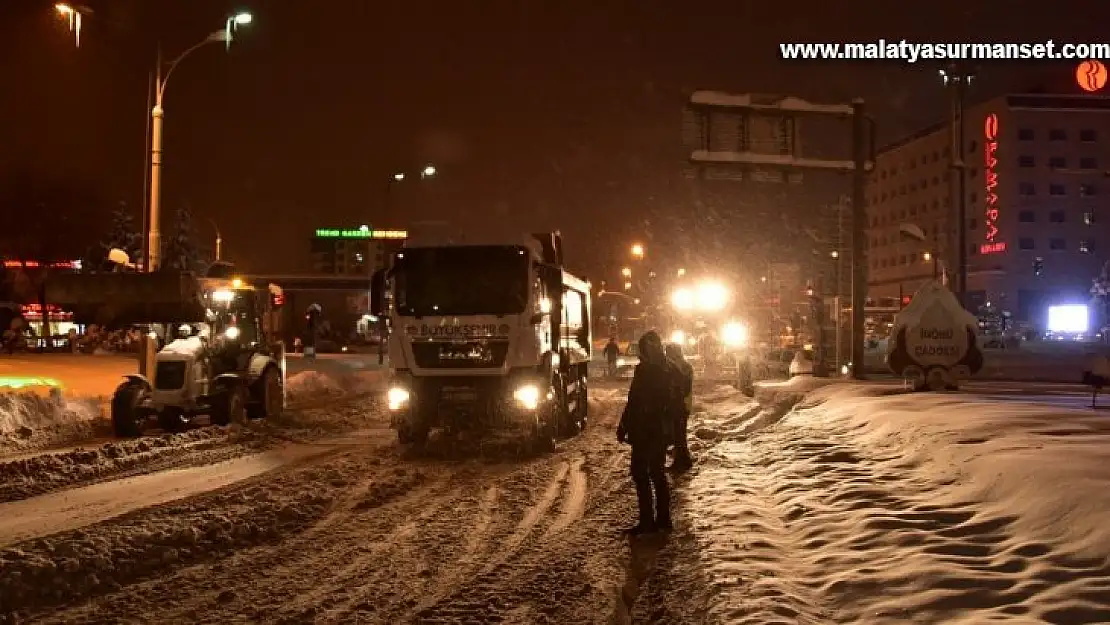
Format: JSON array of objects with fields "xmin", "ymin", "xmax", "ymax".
[
  {"xmin": 211, "ymin": 382, "xmax": 249, "ymax": 426},
  {"xmin": 575, "ymin": 374, "xmax": 588, "ymax": 430},
  {"xmin": 249, "ymin": 366, "xmax": 283, "ymax": 419},
  {"xmin": 397, "ymin": 400, "xmax": 430, "ymax": 445},
  {"xmin": 533, "ymin": 393, "xmax": 557, "ymax": 453},
  {"xmin": 111, "ymin": 380, "xmax": 148, "ymax": 438}
]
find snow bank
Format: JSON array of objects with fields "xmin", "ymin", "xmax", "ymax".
[
  {"xmin": 678, "ymin": 381, "xmax": 1110, "ymax": 623},
  {"xmin": 0, "ymin": 427, "xmax": 272, "ymax": 504},
  {"xmin": 0, "ymin": 392, "xmax": 105, "ymax": 456},
  {"xmin": 0, "ymin": 461, "xmax": 427, "ymax": 618}
]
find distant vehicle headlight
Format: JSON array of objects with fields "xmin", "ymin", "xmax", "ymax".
[
  {"xmin": 387, "ymin": 387, "xmax": 410, "ymax": 410},
  {"xmin": 224, "ymin": 326, "xmax": 241, "ymax": 340},
  {"xmin": 720, "ymin": 321, "xmax": 748, "ymax": 347}
]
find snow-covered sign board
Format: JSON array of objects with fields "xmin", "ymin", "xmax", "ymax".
[{"xmin": 887, "ymin": 281, "xmax": 983, "ymax": 391}]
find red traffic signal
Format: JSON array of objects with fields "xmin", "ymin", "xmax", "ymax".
[{"xmin": 271, "ymin": 292, "xmax": 285, "ymax": 307}]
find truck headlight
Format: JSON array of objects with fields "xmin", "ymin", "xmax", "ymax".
[
  {"xmin": 224, "ymin": 326, "xmax": 241, "ymax": 340},
  {"xmin": 513, "ymin": 384, "xmax": 541, "ymax": 410},
  {"xmin": 670, "ymin": 329, "xmax": 686, "ymax": 345},
  {"xmin": 387, "ymin": 387, "xmax": 410, "ymax": 410}
]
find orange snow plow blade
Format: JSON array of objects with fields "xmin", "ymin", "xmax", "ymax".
[{"xmin": 46, "ymin": 271, "xmax": 206, "ymax": 325}]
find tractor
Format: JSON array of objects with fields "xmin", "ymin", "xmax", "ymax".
[{"xmin": 46, "ymin": 265, "xmax": 287, "ymax": 437}]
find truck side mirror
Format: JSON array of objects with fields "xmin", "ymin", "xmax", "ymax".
[{"xmin": 370, "ymin": 269, "xmax": 386, "ymax": 316}]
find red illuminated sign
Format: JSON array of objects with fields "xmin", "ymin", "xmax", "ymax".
[{"xmin": 981, "ymin": 114, "xmax": 1003, "ymax": 255}]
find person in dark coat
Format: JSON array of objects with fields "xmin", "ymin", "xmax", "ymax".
[
  {"xmin": 604, "ymin": 337, "xmax": 620, "ymax": 378},
  {"xmin": 665, "ymin": 342, "xmax": 694, "ymax": 472},
  {"xmin": 617, "ymin": 331, "xmax": 673, "ymax": 534}
]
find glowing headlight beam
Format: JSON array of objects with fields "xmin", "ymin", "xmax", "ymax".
[
  {"xmin": 387, "ymin": 387, "xmax": 410, "ymax": 410},
  {"xmin": 513, "ymin": 384, "xmax": 541, "ymax": 410}
]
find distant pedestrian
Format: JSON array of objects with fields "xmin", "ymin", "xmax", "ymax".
[
  {"xmin": 604, "ymin": 337, "xmax": 620, "ymax": 378},
  {"xmin": 665, "ymin": 343, "xmax": 694, "ymax": 472},
  {"xmin": 617, "ymin": 331, "xmax": 673, "ymax": 534}
]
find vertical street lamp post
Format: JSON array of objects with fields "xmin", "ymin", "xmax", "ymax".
[
  {"xmin": 147, "ymin": 12, "xmax": 252, "ymax": 272},
  {"xmin": 940, "ymin": 63, "xmax": 974, "ymax": 308},
  {"xmin": 207, "ymin": 218, "xmax": 222, "ymax": 262}
]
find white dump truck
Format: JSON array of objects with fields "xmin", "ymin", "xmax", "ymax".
[{"xmin": 370, "ymin": 231, "xmax": 592, "ymax": 451}]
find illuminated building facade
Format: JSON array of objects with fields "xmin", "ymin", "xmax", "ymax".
[
  {"xmin": 308, "ymin": 227, "xmax": 406, "ymax": 276},
  {"xmin": 866, "ymin": 92, "xmax": 1110, "ymax": 325}
]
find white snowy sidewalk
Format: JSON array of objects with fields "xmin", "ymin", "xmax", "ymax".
[{"xmin": 666, "ymin": 379, "xmax": 1110, "ymax": 624}]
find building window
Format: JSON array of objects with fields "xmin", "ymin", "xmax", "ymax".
[
  {"xmin": 1080, "ymin": 157, "xmax": 1098, "ymax": 170},
  {"xmin": 968, "ymin": 218, "xmax": 978, "ymax": 230},
  {"xmin": 1049, "ymin": 184, "xmax": 1066, "ymax": 196},
  {"xmin": 1019, "ymin": 238, "xmax": 1036, "ymax": 250},
  {"xmin": 1049, "ymin": 129, "xmax": 1067, "ymax": 141},
  {"xmin": 932, "ymin": 176, "xmax": 940, "ymax": 185},
  {"xmin": 1018, "ymin": 128, "xmax": 1034, "ymax": 141},
  {"xmin": 1019, "ymin": 210, "xmax": 1035, "ymax": 222},
  {"xmin": 1080, "ymin": 129, "xmax": 1097, "ymax": 142},
  {"xmin": 932, "ymin": 152, "xmax": 940, "ymax": 162},
  {"xmin": 1080, "ymin": 184, "xmax": 1097, "ymax": 197},
  {"xmin": 969, "ymin": 244, "xmax": 978, "ymax": 256},
  {"xmin": 1018, "ymin": 155, "xmax": 1035, "ymax": 167},
  {"xmin": 967, "ymin": 139, "xmax": 978, "ymax": 153},
  {"xmin": 1049, "ymin": 210, "xmax": 1065, "ymax": 223},
  {"xmin": 1080, "ymin": 240, "xmax": 1093, "ymax": 253},
  {"xmin": 1048, "ymin": 156, "xmax": 1067, "ymax": 169},
  {"xmin": 1085, "ymin": 211, "xmax": 1096, "ymax": 225},
  {"xmin": 968, "ymin": 192, "xmax": 978, "ymax": 204},
  {"xmin": 1019, "ymin": 182, "xmax": 1036, "ymax": 196},
  {"xmin": 1049, "ymin": 238, "xmax": 1066, "ymax": 250}
]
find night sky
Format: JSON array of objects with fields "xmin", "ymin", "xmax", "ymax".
[{"xmin": 1, "ymin": 0, "xmax": 1101, "ymax": 277}]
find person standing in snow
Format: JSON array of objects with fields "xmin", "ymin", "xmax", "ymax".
[
  {"xmin": 665, "ymin": 342, "xmax": 694, "ymax": 472},
  {"xmin": 617, "ymin": 330, "xmax": 673, "ymax": 534},
  {"xmin": 604, "ymin": 337, "xmax": 620, "ymax": 378}
]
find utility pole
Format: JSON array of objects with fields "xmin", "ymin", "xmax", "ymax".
[
  {"xmin": 850, "ymin": 99, "xmax": 868, "ymax": 379},
  {"xmin": 941, "ymin": 63, "xmax": 974, "ymax": 308}
]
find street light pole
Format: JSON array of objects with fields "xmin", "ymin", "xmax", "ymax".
[
  {"xmin": 146, "ymin": 13, "xmax": 251, "ymax": 272},
  {"xmin": 207, "ymin": 218, "xmax": 222, "ymax": 261}
]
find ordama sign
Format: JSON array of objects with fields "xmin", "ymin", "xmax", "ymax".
[{"xmin": 981, "ymin": 113, "xmax": 1005, "ymax": 255}]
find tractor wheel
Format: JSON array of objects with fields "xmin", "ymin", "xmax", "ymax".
[
  {"xmin": 249, "ymin": 366, "xmax": 284, "ymax": 419},
  {"xmin": 111, "ymin": 380, "xmax": 148, "ymax": 438},
  {"xmin": 211, "ymin": 381, "xmax": 249, "ymax": 426}
]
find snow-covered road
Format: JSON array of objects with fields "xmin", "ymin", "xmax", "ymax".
[{"xmin": 4, "ymin": 377, "xmax": 1110, "ymax": 624}]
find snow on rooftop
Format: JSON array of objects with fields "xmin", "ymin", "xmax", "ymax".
[
  {"xmin": 678, "ymin": 380, "xmax": 1110, "ymax": 623},
  {"xmin": 689, "ymin": 91, "xmax": 856, "ymax": 115},
  {"xmin": 690, "ymin": 149, "xmax": 857, "ymax": 172}
]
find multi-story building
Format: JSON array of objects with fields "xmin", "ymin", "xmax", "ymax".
[
  {"xmin": 309, "ymin": 227, "xmax": 406, "ymax": 276},
  {"xmin": 866, "ymin": 92, "xmax": 1110, "ymax": 326}
]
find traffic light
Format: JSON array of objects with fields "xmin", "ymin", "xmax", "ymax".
[{"xmin": 1033, "ymin": 257, "xmax": 1044, "ymax": 276}]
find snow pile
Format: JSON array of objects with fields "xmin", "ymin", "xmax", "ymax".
[
  {"xmin": 0, "ymin": 392, "xmax": 105, "ymax": 455},
  {"xmin": 285, "ymin": 369, "xmax": 386, "ymax": 405},
  {"xmin": 669, "ymin": 382, "xmax": 1110, "ymax": 623},
  {"xmin": 0, "ymin": 427, "xmax": 272, "ymax": 504}
]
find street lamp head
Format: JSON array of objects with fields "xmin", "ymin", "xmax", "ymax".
[
  {"xmin": 55, "ymin": 3, "xmax": 75, "ymax": 15},
  {"xmin": 898, "ymin": 223, "xmax": 927, "ymax": 243},
  {"xmin": 630, "ymin": 243, "xmax": 644, "ymax": 259},
  {"xmin": 620, "ymin": 267, "xmax": 631, "ymax": 277},
  {"xmin": 421, "ymin": 165, "xmax": 437, "ymax": 178},
  {"xmin": 392, "ymin": 172, "xmax": 405, "ymax": 182},
  {"xmin": 830, "ymin": 250, "xmax": 839, "ymax": 258},
  {"xmin": 233, "ymin": 12, "xmax": 253, "ymax": 25}
]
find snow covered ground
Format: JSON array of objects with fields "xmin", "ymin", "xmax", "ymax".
[
  {"xmin": 3, "ymin": 376, "xmax": 1110, "ymax": 623},
  {"xmin": 640, "ymin": 377, "xmax": 1110, "ymax": 623}
]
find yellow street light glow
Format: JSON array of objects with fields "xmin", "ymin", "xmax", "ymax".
[
  {"xmin": 621, "ymin": 267, "xmax": 631, "ymax": 277},
  {"xmin": 630, "ymin": 243, "xmax": 644, "ymax": 259},
  {"xmin": 670, "ymin": 329, "xmax": 686, "ymax": 345},
  {"xmin": 623, "ymin": 281, "xmax": 632, "ymax": 290},
  {"xmin": 923, "ymin": 251, "xmax": 932, "ymax": 261},
  {"xmin": 233, "ymin": 12, "xmax": 252, "ymax": 25}
]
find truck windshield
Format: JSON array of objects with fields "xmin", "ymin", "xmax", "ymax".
[{"xmin": 393, "ymin": 246, "xmax": 529, "ymax": 317}]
